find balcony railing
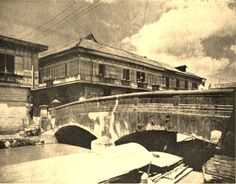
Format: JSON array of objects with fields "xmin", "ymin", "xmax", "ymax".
[
  {"xmin": 100, "ymin": 77, "xmax": 115, "ymax": 84},
  {"xmin": 152, "ymin": 84, "xmax": 160, "ymax": 91},
  {"xmin": 0, "ymin": 72, "xmax": 23, "ymax": 84},
  {"xmin": 137, "ymin": 81, "xmax": 148, "ymax": 88},
  {"xmin": 121, "ymin": 79, "xmax": 130, "ymax": 86}
]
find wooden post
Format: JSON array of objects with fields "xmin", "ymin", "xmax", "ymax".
[
  {"xmin": 32, "ymin": 63, "xmax": 34, "ymax": 89},
  {"xmin": 22, "ymin": 119, "xmax": 26, "ymax": 138},
  {"xmin": 39, "ymin": 105, "xmax": 49, "ymax": 132}
]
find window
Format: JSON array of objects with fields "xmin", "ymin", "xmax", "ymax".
[
  {"xmin": 15, "ymin": 56, "xmax": 23, "ymax": 75},
  {"xmin": 23, "ymin": 56, "xmax": 32, "ymax": 70},
  {"xmin": 0, "ymin": 54, "xmax": 4, "ymax": 72},
  {"xmin": 192, "ymin": 83, "xmax": 198, "ymax": 90},
  {"xmin": 55, "ymin": 64, "xmax": 66, "ymax": 78},
  {"xmin": 176, "ymin": 79, "xmax": 180, "ymax": 89},
  {"xmin": 99, "ymin": 64, "xmax": 105, "ymax": 77},
  {"xmin": 0, "ymin": 53, "xmax": 15, "ymax": 74},
  {"xmin": 107, "ymin": 65, "xmax": 117, "ymax": 79},
  {"xmin": 166, "ymin": 77, "xmax": 170, "ymax": 89},
  {"xmin": 185, "ymin": 80, "xmax": 188, "ymax": 89},
  {"xmin": 147, "ymin": 74, "xmax": 152, "ymax": 84},
  {"xmin": 123, "ymin": 69, "xmax": 130, "ymax": 81},
  {"xmin": 137, "ymin": 71, "xmax": 145, "ymax": 82},
  {"xmin": 152, "ymin": 75, "xmax": 160, "ymax": 85},
  {"xmin": 67, "ymin": 60, "xmax": 79, "ymax": 76},
  {"xmin": 39, "ymin": 69, "xmax": 44, "ymax": 83},
  {"xmin": 80, "ymin": 58, "xmax": 92, "ymax": 76}
]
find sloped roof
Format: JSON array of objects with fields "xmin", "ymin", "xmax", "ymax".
[
  {"xmin": 41, "ymin": 34, "xmax": 204, "ymax": 79},
  {"xmin": 0, "ymin": 34, "xmax": 48, "ymax": 52},
  {"xmin": 77, "ymin": 38, "xmax": 163, "ymax": 69},
  {"xmin": 77, "ymin": 37, "xmax": 203, "ymax": 79}
]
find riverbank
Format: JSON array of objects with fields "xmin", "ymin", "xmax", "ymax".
[{"xmin": 0, "ymin": 134, "xmax": 41, "ymax": 149}]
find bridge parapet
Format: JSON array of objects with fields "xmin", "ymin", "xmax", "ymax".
[{"xmin": 54, "ymin": 89, "xmax": 235, "ymax": 145}]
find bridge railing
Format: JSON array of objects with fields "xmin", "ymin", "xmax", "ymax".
[{"xmin": 53, "ymin": 88, "xmax": 235, "ymax": 144}]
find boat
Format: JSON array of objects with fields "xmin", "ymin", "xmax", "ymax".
[{"xmin": 0, "ymin": 143, "xmax": 200, "ymax": 183}]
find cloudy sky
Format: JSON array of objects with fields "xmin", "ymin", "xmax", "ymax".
[{"xmin": 0, "ymin": 0, "xmax": 236, "ymax": 84}]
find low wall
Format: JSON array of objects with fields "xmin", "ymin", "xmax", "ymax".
[{"xmin": 54, "ymin": 89, "xmax": 235, "ymax": 143}]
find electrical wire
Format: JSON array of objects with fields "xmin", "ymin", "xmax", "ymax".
[
  {"xmin": 30, "ymin": 1, "xmax": 88, "ymax": 41},
  {"xmin": 32, "ymin": 0, "xmax": 105, "ymax": 42},
  {"xmin": 21, "ymin": 0, "xmax": 75, "ymax": 40}
]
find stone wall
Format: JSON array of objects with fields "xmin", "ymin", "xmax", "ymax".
[
  {"xmin": 54, "ymin": 89, "xmax": 235, "ymax": 143},
  {"xmin": 0, "ymin": 85, "xmax": 30, "ymax": 133}
]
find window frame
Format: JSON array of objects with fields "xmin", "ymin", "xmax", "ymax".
[
  {"xmin": 99, "ymin": 64, "xmax": 105, "ymax": 77},
  {"xmin": 122, "ymin": 68, "xmax": 130, "ymax": 81},
  {"xmin": 0, "ymin": 53, "xmax": 15, "ymax": 74},
  {"xmin": 166, "ymin": 77, "xmax": 170, "ymax": 89},
  {"xmin": 136, "ymin": 71, "xmax": 145, "ymax": 83}
]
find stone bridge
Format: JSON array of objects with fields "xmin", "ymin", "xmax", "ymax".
[{"xmin": 51, "ymin": 88, "xmax": 235, "ymax": 152}]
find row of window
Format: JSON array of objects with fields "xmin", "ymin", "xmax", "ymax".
[
  {"xmin": 40, "ymin": 62, "xmax": 162, "ymax": 86},
  {"xmin": 39, "ymin": 60, "xmax": 199, "ymax": 90},
  {"xmin": 165, "ymin": 77, "xmax": 198, "ymax": 90}
]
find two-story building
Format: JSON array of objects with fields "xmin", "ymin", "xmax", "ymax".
[
  {"xmin": 0, "ymin": 35, "xmax": 48, "ymax": 133},
  {"xmin": 33, "ymin": 34, "xmax": 205, "ymax": 115}
]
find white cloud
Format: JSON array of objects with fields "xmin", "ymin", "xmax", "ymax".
[
  {"xmin": 122, "ymin": 1, "xmax": 236, "ymax": 83},
  {"xmin": 229, "ymin": 61, "xmax": 236, "ymax": 70},
  {"xmin": 155, "ymin": 53, "xmax": 230, "ymax": 83},
  {"xmin": 231, "ymin": 45, "xmax": 236, "ymax": 53}
]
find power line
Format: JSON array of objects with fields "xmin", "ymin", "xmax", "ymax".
[
  {"xmin": 29, "ymin": 1, "xmax": 88, "ymax": 41},
  {"xmin": 37, "ymin": 0, "xmax": 106, "ymax": 56},
  {"xmin": 31, "ymin": 1, "xmax": 102, "ymax": 42},
  {"xmin": 21, "ymin": 0, "xmax": 75, "ymax": 40},
  {"xmin": 34, "ymin": 0, "xmax": 105, "ymax": 42}
]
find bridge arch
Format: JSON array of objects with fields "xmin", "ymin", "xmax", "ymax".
[
  {"xmin": 115, "ymin": 130, "xmax": 215, "ymax": 170},
  {"xmin": 115, "ymin": 130, "xmax": 177, "ymax": 152},
  {"xmin": 54, "ymin": 124, "xmax": 97, "ymax": 149}
]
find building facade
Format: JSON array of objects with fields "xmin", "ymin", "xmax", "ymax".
[
  {"xmin": 34, "ymin": 34, "xmax": 204, "ymax": 115},
  {"xmin": 0, "ymin": 35, "xmax": 48, "ymax": 133}
]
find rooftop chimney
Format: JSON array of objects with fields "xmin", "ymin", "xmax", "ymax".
[{"xmin": 175, "ymin": 65, "xmax": 187, "ymax": 72}]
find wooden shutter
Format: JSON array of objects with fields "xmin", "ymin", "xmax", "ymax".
[{"xmin": 15, "ymin": 56, "xmax": 23, "ymax": 75}]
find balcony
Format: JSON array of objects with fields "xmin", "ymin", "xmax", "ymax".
[
  {"xmin": 137, "ymin": 81, "xmax": 148, "ymax": 89},
  {"xmin": 99, "ymin": 77, "xmax": 115, "ymax": 84},
  {"xmin": 98, "ymin": 74, "xmax": 115, "ymax": 84},
  {"xmin": 152, "ymin": 84, "xmax": 160, "ymax": 91},
  {"xmin": 0, "ymin": 72, "xmax": 23, "ymax": 84},
  {"xmin": 121, "ymin": 79, "xmax": 130, "ymax": 86}
]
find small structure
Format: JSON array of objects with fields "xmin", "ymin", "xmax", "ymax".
[{"xmin": 0, "ymin": 35, "xmax": 48, "ymax": 133}]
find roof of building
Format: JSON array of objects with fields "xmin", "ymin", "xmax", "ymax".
[
  {"xmin": 0, "ymin": 34, "xmax": 48, "ymax": 52},
  {"xmin": 41, "ymin": 33, "xmax": 204, "ymax": 80}
]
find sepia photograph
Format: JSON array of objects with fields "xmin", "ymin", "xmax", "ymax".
[{"xmin": 0, "ymin": 0, "xmax": 235, "ymax": 183}]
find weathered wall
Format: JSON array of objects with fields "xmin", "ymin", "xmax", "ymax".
[
  {"xmin": 54, "ymin": 89, "xmax": 235, "ymax": 143},
  {"xmin": 0, "ymin": 85, "xmax": 30, "ymax": 133}
]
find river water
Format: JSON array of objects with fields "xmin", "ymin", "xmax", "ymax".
[{"xmin": 0, "ymin": 144, "xmax": 89, "ymax": 167}]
